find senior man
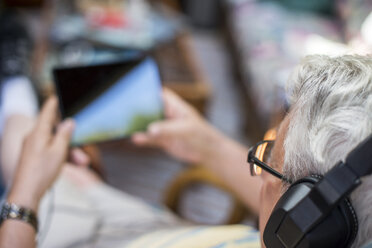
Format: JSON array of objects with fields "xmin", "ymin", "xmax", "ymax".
[{"xmin": 0, "ymin": 55, "xmax": 371, "ymax": 248}]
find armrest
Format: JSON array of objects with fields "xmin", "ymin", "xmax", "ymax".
[{"xmin": 164, "ymin": 165, "xmax": 249, "ymax": 224}]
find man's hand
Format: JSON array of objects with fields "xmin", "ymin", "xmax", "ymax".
[
  {"xmin": 132, "ymin": 89, "xmax": 223, "ymax": 164},
  {"xmin": 7, "ymin": 97, "xmax": 74, "ymax": 212}
]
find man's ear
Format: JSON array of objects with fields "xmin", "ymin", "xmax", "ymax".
[
  {"xmin": 260, "ymin": 172, "xmax": 283, "ymax": 220},
  {"xmin": 259, "ymin": 175, "xmax": 283, "ymax": 248}
]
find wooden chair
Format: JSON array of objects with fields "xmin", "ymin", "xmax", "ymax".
[{"xmin": 164, "ymin": 166, "xmax": 250, "ymax": 224}]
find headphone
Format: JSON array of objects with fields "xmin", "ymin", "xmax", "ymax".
[{"xmin": 263, "ymin": 134, "xmax": 372, "ymax": 248}]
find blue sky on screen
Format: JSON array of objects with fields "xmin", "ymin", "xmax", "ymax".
[{"xmin": 71, "ymin": 58, "xmax": 163, "ymax": 143}]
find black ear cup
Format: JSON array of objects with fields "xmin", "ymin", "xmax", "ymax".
[
  {"xmin": 263, "ymin": 176, "xmax": 358, "ymax": 248},
  {"xmin": 339, "ymin": 198, "xmax": 359, "ymax": 247}
]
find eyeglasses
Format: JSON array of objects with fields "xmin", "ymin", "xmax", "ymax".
[{"xmin": 247, "ymin": 129, "xmax": 292, "ymax": 183}]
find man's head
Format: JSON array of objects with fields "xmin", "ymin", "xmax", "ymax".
[{"xmin": 259, "ymin": 55, "xmax": 372, "ymax": 247}]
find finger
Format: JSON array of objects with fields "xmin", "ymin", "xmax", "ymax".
[
  {"xmin": 50, "ymin": 119, "xmax": 75, "ymax": 161},
  {"xmin": 163, "ymin": 88, "xmax": 181, "ymax": 101},
  {"xmin": 34, "ymin": 96, "xmax": 58, "ymax": 139},
  {"xmin": 162, "ymin": 88, "xmax": 184, "ymax": 118},
  {"xmin": 147, "ymin": 121, "xmax": 184, "ymax": 137},
  {"xmin": 132, "ymin": 118, "xmax": 186, "ymax": 148},
  {"xmin": 131, "ymin": 132, "xmax": 155, "ymax": 146},
  {"xmin": 162, "ymin": 88, "xmax": 198, "ymax": 118},
  {"xmin": 146, "ymin": 121, "xmax": 185, "ymax": 148},
  {"xmin": 131, "ymin": 121, "xmax": 174, "ymax": 147},
  {"xmin": 70, "ymin": 148, "xmax": 90, "ymax": 167}
]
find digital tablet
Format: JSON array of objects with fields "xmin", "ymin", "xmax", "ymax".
[{"xmin": 53, "ymin": 57, "xmax": 163, "ymax": 145}]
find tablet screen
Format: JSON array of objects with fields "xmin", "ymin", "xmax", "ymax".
[{"xmin": 53, "ymin": 57, "xmax": 163, "ymax": 145}]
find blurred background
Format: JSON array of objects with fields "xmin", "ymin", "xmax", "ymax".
[{"xmin": 1, "ymin": 0, "xmax": 371, "ymax": 226}]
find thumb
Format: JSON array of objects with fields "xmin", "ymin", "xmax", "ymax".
[
  {"xmin": 147, "ymin": 120, "xmax": 185, "ymax": 139},
  {"xmin": 51, "ymin": 119, "xmax": 75, "ymax": 159},
  {"xmin": 132, "ymin": 120, "xmax": 184, "ymax": 147}
]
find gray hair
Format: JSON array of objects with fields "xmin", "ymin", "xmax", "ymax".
[{"xmin": 283, "ymin": 55, "xmax": 372, "ymax": 247}]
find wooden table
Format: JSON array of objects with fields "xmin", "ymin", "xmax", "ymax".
[
  {"xmin": 25, "ymin": 1, "xmax": 210, "ymax": 114},
  {"xmin": 153, "ymin": 33, "xmax": 211, "ymax": 114}
]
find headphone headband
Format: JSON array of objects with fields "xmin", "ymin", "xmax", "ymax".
[{"xmin": 346, "ymin": 133, "xmax": 372, "ymax": 177}]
